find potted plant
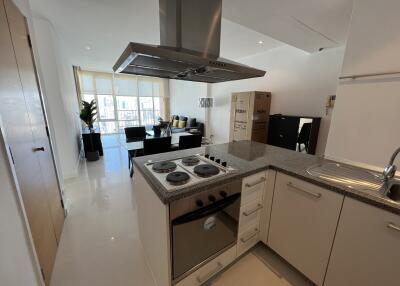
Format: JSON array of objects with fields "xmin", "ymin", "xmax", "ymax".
[{"xmin": 80, "ymin": 99, "xmax": 99, "ymax": 161}]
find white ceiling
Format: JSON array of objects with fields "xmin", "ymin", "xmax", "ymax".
[
  {"xmin": 223, "ymin": 0, "xmax": 354, "ymax": 52},
  {"xmin": 29, "ymin": 0, "xmax": 353, "ymax": 72}
]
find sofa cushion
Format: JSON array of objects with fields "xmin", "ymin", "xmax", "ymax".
[
  {"xmin": 187, "ymin": 118, "xmax": 197, "ymax": 127},
  {"xmin": 170, "ymin": 115, "xmax": 176, "ymax": 123},
  {"xmin": 172, "ymin": 119, "xmax": 179, "ymax": 127},
  {"xmin": 171, "ymin": 128, "xmax": 186, "ymax": 133},
  {"xmin": 178, "ymin": 120, "xmax": 186, "ymax": 128}
]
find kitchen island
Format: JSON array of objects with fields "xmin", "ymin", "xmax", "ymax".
[{"xmin": 132, "ymin": 141, "xmax": 400, "ymax": 286}]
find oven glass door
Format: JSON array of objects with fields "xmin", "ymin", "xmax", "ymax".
[{"xmin": 172, "ymin": 194, "xmax": 240, "ymax": 280}]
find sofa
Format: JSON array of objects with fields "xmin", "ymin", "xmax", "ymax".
[{"xmin": 170, "ymin": 115, "xmax": 205, "ymax": 136}]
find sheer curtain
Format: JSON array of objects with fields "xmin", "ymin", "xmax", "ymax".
[{"xmin": 77, "ymin": 69, "xmax": 170, "ymax": 134}]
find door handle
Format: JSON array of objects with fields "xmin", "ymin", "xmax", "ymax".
[
  {"xmin": 196, "ymin": 262, "xmax": 223, "ymax": 284},
  {"xmin": 287, "ymin": 182, "xmax": 322, "ymax": 199},
  {"xmin": 387, "ymin": 222, "xmax": 400, "ymax": 232},
  {"xmin": 245, "ymin": 177, "xmax": 265, "ymax": 188},
  {"xmin": 243, "ymin": 204, "xmax": 263, "ymax": 216},
  {"xmin": 240, "ymin": 228, "xmax": 259, "ymax": 243},
  {"xmin": 33, "ymin": 147, "xmax": 45, "ymax": 152}
]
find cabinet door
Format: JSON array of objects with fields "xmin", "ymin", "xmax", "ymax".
[
  {"xmin": 268, "ymin": 173, "xmax": 343, "ymax": 285},
  {"xmin": 324, "ymin": 198, "xmax": 400, "ymax": 286},
  {"xmin": 0, "ymin": 1, "xmax": 59, "ymax": 283},
  {"xmin": 4, "ymin": 0, "xmax": 65, "ymax": 243},
  {"xmin": 267, "ymin": 116, "xmax": 299, "ymax": 150}
]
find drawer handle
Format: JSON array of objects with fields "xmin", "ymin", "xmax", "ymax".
[
  {"xmin": 243, "ymin": 204, "xmax": 263, "ymax": 216},
  {"xmin": 240, "ymin": 228, "xmax": 259, "ymax": 243},
  {"xmin": 196, "ymin": 262, "xmax": 223, "ymax": 284},
  {"xmin": 287, "ymin": 182, "xmax": 322, "ymax": 199},
  {"xmin": 32, "ymin": 147, "xmax": 45, "ymax": 152},
  {"xmin": 387, "ymin": 222, "xmax": 400, "ymax": 232},
  {"xmin": 245, "ymin": 177, "xmax": 266, "ymax": 188}
]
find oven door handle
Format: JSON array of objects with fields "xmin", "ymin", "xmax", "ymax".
[{"xmin": 172, "ymin": 193, "xmax": 241, "ymax": 226}]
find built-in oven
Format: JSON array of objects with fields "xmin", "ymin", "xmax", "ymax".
[{"xmin": 170, "ymin": 180, "xmax": 241, "ymax": 283}]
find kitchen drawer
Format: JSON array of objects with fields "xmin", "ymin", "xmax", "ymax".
[
  {"xmin": 237, "ymin": 223, "xmax": 260, "ymax": 257},
  {"xmin": 268, "ymin": 173, "xmax": 343, "ymax": 286},
  {"xmin": 175, "ymin": 246, "xmax": 236, "ymax": 286},
  {"xmin": 242, "ymin": 172, "xmax": 266, "ymax": 205},
  {"xmin": 239, "ymin": 199, "xmax": 263, "ymax": 231}
]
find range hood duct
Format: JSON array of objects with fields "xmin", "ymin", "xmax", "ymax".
[{"xmin": 113, "ymin": 0, "xmax": 266, "ymax": 83}]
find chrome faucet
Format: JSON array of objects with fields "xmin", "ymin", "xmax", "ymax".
[{"xmin": 382, "ymin": 147, "xmax": 400, "ymax": 182}]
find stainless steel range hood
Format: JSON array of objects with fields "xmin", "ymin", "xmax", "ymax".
[{"xmin": 113, "ymin": 0, "xmax": 266, "ymax": 83}]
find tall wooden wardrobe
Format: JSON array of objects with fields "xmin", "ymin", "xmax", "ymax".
[
  {"xmin": 229, "ymin": 91, "xmax": 271, "ymax": 143},
  {"xmin": 0, "ymin": 0, "xmax": 64, "ymax": 284}
]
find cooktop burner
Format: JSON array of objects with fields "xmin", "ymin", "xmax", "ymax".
[
  {"xmin": 181, "ymin": 156, "xmax": 200, "ymax": 166},
  {"xmin": 152, "ymin": 161, "xmax": 177, "ymax": 173},
  {"xmin": 194, "ymin": 164, "xmax": 220, "ymax": 178},
  {"xmin": 166, "ymin": 171, "xmax": 190, "ymax": 186}
]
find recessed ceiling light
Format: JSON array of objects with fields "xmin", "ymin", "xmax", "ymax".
[
  {"xmin": 85, "ymin": 45, "xmax": 91, "ymax": 50},
  {"xmin": 257, "ymin": 40, "xmax": 264, "ymax": 44}
]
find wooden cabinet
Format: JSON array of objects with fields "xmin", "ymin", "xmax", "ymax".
[
  {"xmin": 268, "ymin": 173, "xmax": 343, "ymax": 286},
  {"xmin": 229, "ymin": 91, "xmax": 271, "ymax": 143},
  {"xmin": 267, "ymin": 115, "xmax": 320, "ymax": 154},
  {"xmin": 324, "ymin": 198, "xmax": 400, "ymax": 286},
  {"xmin": 0, "ymin": 0, "xmax": 64, "ymax": 283}
]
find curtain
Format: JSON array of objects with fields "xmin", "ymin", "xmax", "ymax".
[{"xmin": 76, "ymin": 68, "xmax": 170, "ymax": 134}]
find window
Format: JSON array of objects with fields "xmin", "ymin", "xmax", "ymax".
[{"xmin": 77, "ymin": 70, "xmax": 169, "ymax": 134}]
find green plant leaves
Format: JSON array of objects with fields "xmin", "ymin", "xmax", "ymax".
[{"xmin": 80, "ymin": 99, "xmax": 97, "ymax": 130}]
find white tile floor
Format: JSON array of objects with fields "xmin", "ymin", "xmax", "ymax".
[
  {"xmin": 50, "ymin": 135, "xmax": 156, "ymax": 286},
  {"xmin": 50, "ymin": 134, "xmax": 313, "ymax": 286}
]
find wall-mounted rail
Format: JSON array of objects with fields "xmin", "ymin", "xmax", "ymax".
[{"xmin": 339, "ymin": 71, "xmax": 400, "ymax": 80}]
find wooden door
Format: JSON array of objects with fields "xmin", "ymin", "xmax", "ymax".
[
  {"xmin": 0, "ymin": 0, "xmax": 61, "ymax": 283},
  {"xmin": 4, "ymin": 0, "xmax": 65, "ymax": 242}
]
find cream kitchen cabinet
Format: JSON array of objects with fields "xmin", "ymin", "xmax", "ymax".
[
  {"xmin": 268, "ymin": 173, "xmax": 344, "ymax": 286},
  {"xmin": 324, "ymin": 197, "xmax": 400, "ymax": 286},
  {"xmin": 237, "ymin": 171, "xmax": 267, "ymax": 257}
]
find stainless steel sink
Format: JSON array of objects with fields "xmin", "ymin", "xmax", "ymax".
[
  {"xmin": 307, "ymin": 162, "xmax": 383, "ymax": 192},
  {"xmin": 307, "ymin": 162, "xmax": 400, "ymax": 204},
  {"xmin": 385, "ymin": 182, "xmax": 400, "ymax": 202}
]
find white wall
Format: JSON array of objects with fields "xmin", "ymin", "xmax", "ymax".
[
  {"xmin": 11, "ymin": 0, "xmax": 82, "ymax": 181},
  {"xmin": 209, "ymin": 45, "xmax": 345, "ymax": 154},
  {"xmin": 0, "ymin": 124, "xmax": 42, "ymax": 286},
  {"xmin": 326, "ymin": 0, "xmax": 400, "ymax": 169},
  {"xmin": 169, "ymin": 79, "xmax": 208, "ymax": 122},
  {"xmin": 29, "ymin": 17, "xmax": 82, "ymax": 180}
]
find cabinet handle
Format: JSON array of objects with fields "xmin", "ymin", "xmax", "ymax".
[
  {"xmin": 245, "ymin": 177, "xmax": 266, "ymax": 188},
  {"xmin": 243, "ymin": 204, "xmax": 263, "ymax": 216},
  {"xmin": 196, "ymin": 262, "xmax": 223, "ymax": 284},
  {"xmin": 287, "ymin": 182, "xmax": 322, "ymax": 199},
  {"xmin": 32, "ymin": 147, "xmax": 45, "ymax": 152},
  {"xmin": 387, "ymin": 222, "xmax": 400, "ymax": 232},
  {"xmin": 240, "ymin": 228, "xmax": 259, "ymax": 243}
]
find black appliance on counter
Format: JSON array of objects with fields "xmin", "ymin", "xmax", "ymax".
[{"xmin": 267, "ymin": 114, "xmax": 321, "ymax": 155}]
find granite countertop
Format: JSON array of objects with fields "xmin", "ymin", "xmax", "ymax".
[{"xmin": 133, "ymin": 141, "xmax": 400, "ymax": 215}]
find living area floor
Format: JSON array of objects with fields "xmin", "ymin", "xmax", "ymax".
[{"xmin": 50, "ymin": 134, "xmax": 312, "ymax": 286}]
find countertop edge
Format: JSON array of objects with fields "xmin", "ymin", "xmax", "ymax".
[{"xmin": 133, "ymin": 159, "xmax": 400, "ymax": 215}]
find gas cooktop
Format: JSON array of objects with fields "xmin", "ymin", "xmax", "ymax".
[{"xmin": 144, "ymin": 154, "xmax": 237, "ymax": 192}]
